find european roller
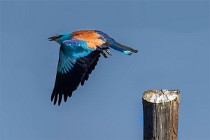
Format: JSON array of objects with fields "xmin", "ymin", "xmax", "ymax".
[{"xmin": 49, "ymin": 30, "xmax": 138, "ymax": 105}]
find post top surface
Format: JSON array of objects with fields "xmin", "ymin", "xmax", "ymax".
[{"xmin": 143, "ymin": 89, "xmax": 180, "ymax": 103}]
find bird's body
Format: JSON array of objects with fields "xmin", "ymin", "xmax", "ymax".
[
  {"xmin": 71, "ymin": 30, "xmax": 106, "ymax": 49},
  {"xmin": 49, "ymin": 30, "xmax": 138, "ymax": 105}
]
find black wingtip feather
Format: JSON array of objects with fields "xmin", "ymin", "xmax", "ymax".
[
  {"xmin": 58, "ymin": 94, "xmax": 62, "ymax": 106},
  {"xmin": 64, "ymin": 94, "xmax": 68, "ymax": 102},
  {"xmin": 51, "ymin": 92, "xmax": 55, "ymax": 102},
  {"xmin": 54, "ymin": 94, "xmax": 58, "ymax": 105}
]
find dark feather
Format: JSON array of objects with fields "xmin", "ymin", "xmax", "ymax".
[
  {"xmin": 51, "ymin": 51, "xmax": 101, "ymax": 105},
  {"xmin": 81, "ymin": 53, "xmax": 100, "ymax": 86}
]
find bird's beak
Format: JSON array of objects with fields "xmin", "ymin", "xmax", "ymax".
[{"xmin": 48, "ymin": 36, "xmax": 56, "ymax": 41}]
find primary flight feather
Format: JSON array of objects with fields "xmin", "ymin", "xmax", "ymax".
[{"xmin": 49, "ymin": 30, "xmax": 138, "ymax": 105}]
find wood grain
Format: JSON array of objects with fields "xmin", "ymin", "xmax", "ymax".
[{"xmin": 142, "ymin": 90, "xmax": 180, "ymax": 140}]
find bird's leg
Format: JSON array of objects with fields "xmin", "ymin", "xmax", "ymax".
[
  {"xmin": 101, "ymin": 51, "xmax": 108, "ymax": 58},
  {"xmin": 99, "ymin": 44, "xmax": 112, "ymax": 56},
  {"xmin": 105, "ymin": 49, "xmax": 112, "ymax": 56},
  {"xmin": 96, "ymin": 47, "xmax": 108, "ymax": 58}
]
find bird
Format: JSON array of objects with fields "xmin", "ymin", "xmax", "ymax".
[{"xmin": 49, "ymin": 30, "xmax": 138, "ymax": 105}]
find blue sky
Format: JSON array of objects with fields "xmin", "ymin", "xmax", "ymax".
[{"xmin": 0, "ymin": 0, "xmax": 209, "ymax": 140}]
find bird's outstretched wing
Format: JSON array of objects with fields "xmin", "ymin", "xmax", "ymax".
[
  {"xmin": 51, "ymin": 40, "xmax": 101, "ymax": 105},
  {"xmin": 81, "ymin": 53, "xmax": 100, "ymax": 85}
]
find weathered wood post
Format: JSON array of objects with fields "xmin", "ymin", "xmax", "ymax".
[{"xmin": 142, "ymin": 90, "xmax": 180, "ymax": 140}]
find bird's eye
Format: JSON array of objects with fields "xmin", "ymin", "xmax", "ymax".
[{"xmin": 57, "ymin": 35, "xmax": 63, "ymax": 38}]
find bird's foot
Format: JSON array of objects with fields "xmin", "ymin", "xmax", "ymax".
[
  {"xmin": 105, "ymin": 49, "xmax": 112, "ymax": 56},
  {"xmin": 101, "ymin": 51, "xmax": 108, "ymax": 58}
]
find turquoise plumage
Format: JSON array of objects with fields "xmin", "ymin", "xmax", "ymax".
[
  {"xmin": 57, "ymin": 40, "xmax": 94, "ymax": 73},
  {"xmin": 49, "ymin": 30, "xmax": 138, "ymax": 105}
]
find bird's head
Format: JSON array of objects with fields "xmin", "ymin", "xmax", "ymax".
[{"xmin": 48, "ymin": 33, "xmax": 70, "ymax": 44}]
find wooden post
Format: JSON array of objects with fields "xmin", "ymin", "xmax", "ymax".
[{"xmin": 142, "ymin": 90, "xmax": 180, "ymax": 140}]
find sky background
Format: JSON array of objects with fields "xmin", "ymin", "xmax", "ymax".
[{"xmin": 0, "ymin": 0, "xmax": 209, "ymax": 140}]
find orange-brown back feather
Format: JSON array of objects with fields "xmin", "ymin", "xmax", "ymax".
[{"xmin": 71, "ymin": 30, "xmax": 105, "ymax": 49}]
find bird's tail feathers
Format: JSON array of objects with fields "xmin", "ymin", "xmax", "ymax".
[{"xmin": 110, "ymin": 42, "xmax": 138, "ymax": 55}]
